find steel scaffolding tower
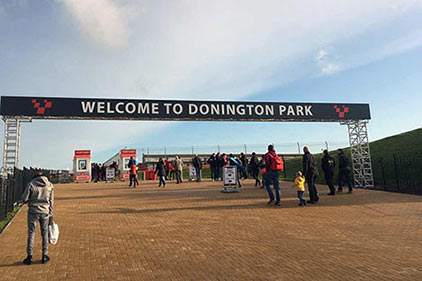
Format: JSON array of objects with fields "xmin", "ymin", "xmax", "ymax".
[
  {"xmin": 342, "ymin": 120, "xmax": 374, "ymax": 188},
  {"xmin": 2, "ymin": 117, "xmax": 31, "ymax": 172}
]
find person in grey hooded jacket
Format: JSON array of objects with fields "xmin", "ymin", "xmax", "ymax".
[{"xmin": 21, "ymin": 172, "xmax": 54, "ymax": 265}]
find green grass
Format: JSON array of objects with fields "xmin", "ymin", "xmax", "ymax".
[
  {"xmin": 134, "ymin": 128, "xmax": 421, "ymax": 188},
  {"xmin": 284, "ymin": 128, "xmax": 422, "ymax": 186},
  {"xmin": 0, "ymin": 206, "xmax": 21, "ymax": 234}
]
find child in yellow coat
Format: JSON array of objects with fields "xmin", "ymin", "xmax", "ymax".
[{"xmin": 292, "ymin": 171, "xmax": 306, "ymax": 206}]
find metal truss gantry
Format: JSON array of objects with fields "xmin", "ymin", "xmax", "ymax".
[
  {"xmin": 342, "ymin": 120, "xmax": 374, "ymax": 188},
  {"xmin": 2, "ymin": 117, "xmax": 31, "ymax": 173}
]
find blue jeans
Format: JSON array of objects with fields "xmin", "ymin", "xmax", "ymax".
[
  {"xmin": 265, "ymin": 170, "xmax": 280, "ymax": 202},
  {"xmin": 195, "ymin": 167, "xmax": 201, "ymax": 182},
  {"xmin": 210, "ymin": 165, "xmax": 215, "ymax": 180},
  {"xmin": 297, "ymin": 190, "xmax": 305, "ymax": 205}
]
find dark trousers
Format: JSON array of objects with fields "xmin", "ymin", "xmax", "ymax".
[
  {"xmin": 252, "ymin": 168, "xmax": 260, "ymax": 186},
  {"xmin": 265, "ymin": 170, "xmax": 280, "ymax": 202},
  {"xmin": 324, "ymin": 172, "xmax": 335, "ymax": 194},
  {"xmin": 240, "ymin": 168, "xmax": 247, "ymax": 179},
  {"xmin": 159, "ymin": 175, "xmax": 166, "ymax": 187},
  {"xmin": 306, "ymin": 173, "xmax": 319, "ymax": 202},
  {"xmin": 213, "ymin": 166, "xmax": 220, "ymax": 180},
  {"xmin": 27, "ymin": 212, "xmax": 49, "ymax": 256},
  {"xmin": 297, "ymin": 191, "xmax": 306, "ymax": 205},
  {"xmin": 338, "ymin": 168, "xmax": 353, "ymax": 191},
  {"xmin": 195, "ymin": 167, "xmax": 201, "ymax": 182},
  {"xmin": 176, "ymin": 170, "xmax": 182, "ymax": 184},
  {"xmin": 129, "ymin": 174, "xmax": 138, "ymax": 187},
  {"xmin": 210, "ymin": 165, "xmax": 215, "ymax": 180}
]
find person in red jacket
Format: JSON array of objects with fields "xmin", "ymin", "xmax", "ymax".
[
  {"xmin": 129, "ymin": 163, "xmax": 138, "ymax": 188},
  {"xmin": 164, "ymin": 158, "xmax": 170, "ymax": 180},
  {"xmin": 264, "ymin": 144, "xmax": 284, "ymax": 206}
]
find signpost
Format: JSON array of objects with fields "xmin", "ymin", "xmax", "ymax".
[
  {"xmin": 189, "ymin": 165, "xmax": 196, "ymax": 182},
  {"xmin": 222, "ymin": 166, "xmax": 239, "ymax": 193},
  {"xmin": 106, "ymin": 167, "xmax": 115, "ymax": 183},
  {"xmin": 60, "ymin": 170, "xmax": 70, "ymax": 183}
]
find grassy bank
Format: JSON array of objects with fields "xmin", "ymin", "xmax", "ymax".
[
  {"xmin": 0, "ymin": 206, "xmax": 21, "ymax": 234},
  {"xmin": 284, "ymin": 128, "xmax": 422, "ymax": 186}
]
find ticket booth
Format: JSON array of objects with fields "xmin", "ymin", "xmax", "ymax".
[
  {"xmin": 73, "ymin": 150, "xmax": 91, "ymax": 183},
  {"xmin": 119, "ymin": 149, "xmax": 137, "ymax": 181}
]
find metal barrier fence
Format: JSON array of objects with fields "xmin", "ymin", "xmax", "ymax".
[
  {"xmin": 135, "ymin": 141, "xmax": 349, "ymax": 159},
  {"xmin": 0, "ymin": 167, "xmax": 52, "ymax": 220},
  {"xmin": 372, "ymin": 153, "xmax": 422, "ymax": 195}
]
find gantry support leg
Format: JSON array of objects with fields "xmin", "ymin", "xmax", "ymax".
[
  {"xmin": 341, "ymin": 120, "xmax": 374, "ymax": 188},
  {"xmin": 2, "ymin": 117, "xmax": 31, "ymax": 173}
]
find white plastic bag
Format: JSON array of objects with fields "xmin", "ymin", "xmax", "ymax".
[{"xmin": 48, "ymin": 222, "xmax": 59, "ymax": 245}]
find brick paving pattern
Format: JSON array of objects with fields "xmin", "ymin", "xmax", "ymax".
[{"xmin": 1, "ymin": 180, "xmax": 421, "ymax": 280}]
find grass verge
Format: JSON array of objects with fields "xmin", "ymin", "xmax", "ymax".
[{"xmin": 0, "ymin": 206, "xmax": 21, "ymax": 234}]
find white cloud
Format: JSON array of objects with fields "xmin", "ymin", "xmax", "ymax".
[
  {"xmin": 2, "ymin": 0, "xmax": 422, "ymax": 168},
  {"xmin": 59, "ymin": 0, "xmax": 132, "ymax": 49},
  {"xmin": 315, "ymin": 49, "xmax": 341, "ymax": 75}
]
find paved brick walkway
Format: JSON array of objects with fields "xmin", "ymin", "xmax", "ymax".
[{"xmin": 1, "ymin": 180, "xmax": 421, "ymax": 280}]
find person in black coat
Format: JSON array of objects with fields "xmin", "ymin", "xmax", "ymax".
[
  {"xmin": 155, "ymin": 158, "xmax": 166, "ymax": 187},
  {"xmin": 207, "ymin": 153, "xmax": 216, "ymax": 181},
  {"xmin": 215, "ymin": 153, "xmax": 221, "ymax": 180},
  {"xmin": 321, "ymin": 150, "xmax": 336, "ymax": 195},
  {"xmin": 192, "ymin": 155, "xmax": 202, "ymax": 182},
  {"xmin": 337, "ymin": 149, "xmax": 353, "ymax": 193},
  {"xmin": 302, "ymin": 146, "xmax": 319, "ymax": 203},
  {"xmin": 249, "ymin": 152, "xmax": 261, "ymax": 187},
  {"xmin": 239, "ymin": 153, "xmax": 248, "ymax": 179}
]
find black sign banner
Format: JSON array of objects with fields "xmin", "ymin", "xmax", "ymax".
[{"xmin": 0, "ymin": 96, "xmax": 371, "ymax": 121}]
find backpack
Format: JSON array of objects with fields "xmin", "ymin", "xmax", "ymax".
[{"xmin": 268, "ymin": 152, "xmax": 284, "ymax": 171}]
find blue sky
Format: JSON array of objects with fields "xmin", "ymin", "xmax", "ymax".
[{"xmin": 0, "ymin": 0, "xmax": 421, "ymax": 169}]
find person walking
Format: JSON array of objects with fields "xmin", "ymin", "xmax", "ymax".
[
  {"xmin": 292, "ymin": 171, "xmax": 306, "ymax": 206},
  {"xmin": 229, "ymin": 154, "xmax": 244, "ymax": 188},
  {"xmin": 249, "ymin": 152, "xmax": 261, "ymax": 187},
  {"xmin": 101, "ymin": 163, "xmax": 106, "ymax": 181},
  {"xmin": 321, "ymin": 150, "xmax": 336, "ymax": 195},
  {"xmin": 155, "ymin": 158, "xmax": 166, "ymax": 187},
  {"xmin": 207, "ymin": 153, "xmax": 216, "ymax": 181},
  {"xmin": 128, "ymin": 163, "xmax": 138, "ymax": 188},
  {"xmin": 169, "ymin": 162, "xmax": 175, "ymax": 180},
  {"xmin": 128, "ymin": 156, "xmax": 136, "ymax": 168},
  {"xmin": 303, "ymin": 146, "xmax": 319, "ymax": 204},
  {"xmin": 174, "ymin": 156, "xmax": 183, "ymax": 184},
  {"xmin": 337, "ymin": 149, "xmax": 353, "ymax": 193},
  {"xmin": 259, "ymin": 155, "xmax": 267, "ymax": 188},
  {"xmin": 215, "ymin": 153, "xmax": 221, "ymax": 180},
  {"xmin": 21, "ymin": 172, "xmax": 54, "ymax": 265},
  {"xmin": 239, "ymin": 153, "xmax": 248, "ymax": 179},
  {"xmin": 264, "ymin": 145, "xmax": 284, "ymax": 206},
  {"xmin": 192, "ymin": 154, "xmax": 202, "ymax": 182},
  {"xmin": 93, "ymin": 163, "xmax": 100, "ymax": 182},
  {"xmin": 164, "ymin": 158, "xmax": 170, "ymax": 180}
]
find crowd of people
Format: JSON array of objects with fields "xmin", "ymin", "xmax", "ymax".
[
  {"xmin": 92, "ymin": 147, "xmax": 353, "ymax": 207},
  {"xmin": 90, "ymin": 161, "xmax": 117, "ymax": 182},
  {"xmin": 149, "ymin": 145, "xmax": 353, "ymax": 206}
]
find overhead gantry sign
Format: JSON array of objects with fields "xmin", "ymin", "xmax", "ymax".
[
  {"xmin": 0, "ymin": 96, "xmax": 373, "ymax": 187},
  {"xmin": 0, "ymin": 96, "xmax": 370, "ymax": 121}
]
